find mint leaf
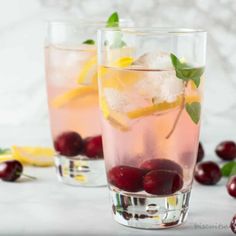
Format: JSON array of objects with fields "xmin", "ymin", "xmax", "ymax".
[
  {"xmin": 185, "ymin": 102, "xmax": 201, "ymax": 124},
  {"xmin": 106, "ymin": 12, "xmax": 119, "ymax": 27},
  {"xmin": 110, "ymin": 39, "xmax": 126, "ymax": 49},
  {"xmin": 221, "ymin": 161, "xmax": 236, "ymax": 177},
  {"xmin": 0, "ymin": 148, "xmax": 10, "ymax": 155},
  {"xmin": 170, "ymin": 53, "xmax": 204, "ymax": 88},
  {"xmin": 82, "ymin": 39, "xmax": 95, "ymax": 45}
]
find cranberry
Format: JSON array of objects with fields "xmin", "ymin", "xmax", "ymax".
[
  {"xmin": 231, "ymin": 214, "xmax": 236, "ymax": 234},
  {"xmin": 197, "ymin": 142, "xmax": 204, "ymax": 162},
  {"xmin": 0, "ymin": 160, "xmax": 23, "ymax": 182},
  {"xmin": 227, "ymin": 176, "xmax": 236, "ymax": 198},
  {"xmin": 194, "ymin": 161, "xmax": 221, "ymax": 185},
  {"xmin": 143, "ymin": 170, "xmax": 183, "ymax": 195},
  {"xmin": 215, "ymin": 141, "xmax": 236, "ymax": 161},
  {"xmin": 140, "ymin": 159, "xmax": 183, "ymax": 177},
  {"xmin": 108, "ymin": 165, "xmax": 145, "ymax": 192},
  {"xmin": 83, "ymin": 135, "xmax": 103, "ymax": 159},
  {"xmin": 54, "ymin": 131, "xmax": 83, "ymax": 157}
]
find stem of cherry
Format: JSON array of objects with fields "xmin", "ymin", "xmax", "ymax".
[{"xmin": 166, "ymin": 81, "xmax": 188, "ymax": 139}]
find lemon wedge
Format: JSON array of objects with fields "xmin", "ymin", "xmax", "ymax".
[
  {"xmin": 11, "ymin": 146, "xmax": 55, "ymax": 167},
  {"xmin": 167, "ymin": 196, "xmax": 177, "ymax": 206},
  {"xmin": 127, "ymin": 95, "xmax": 200, "ymax": 119},
  {"xmin": 51, "ymin": 86, "xmax": 97, "ymax": 108},
  {"xmin": 77, "ymin": 56, "xmax": 97, "ymax": 86},
  {"xmin": 111, "ymin": 57, "xmax": 133, "ymax": 67},
  {"xmin": 100, "ymin": 96, "xmax": 129, "ymax": 131},
  {"xmin": 0, "ymin": 154, "xmax": 14, "ymax": 162}
]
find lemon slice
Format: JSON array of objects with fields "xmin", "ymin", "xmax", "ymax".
[
  {"xmin": 100, "ymin": 96, "xmax": 129, "ymax": 131},
  {"xmin": 77, "ymin": 56, "xmax": 97, "ymax": 86},
  {"xmin": 51, "ymin": 86, "xmax": 97, "ymax": 108},
  {"xmin": 11, "ymin": 146, "xmax": 55, "ymax": 167},
  {"xmin": 127, "ymin": 95, "xmax": 200, "ymax": 119},
  {"xmin": 167, "ymin": 196, "xmax": 177, "ymax": 206},
  {"xmin": 0, "ymin": 154, "xmax": 14, "ymax": 162},
  {"xmin": 111, "ymin": 57, "xmax": 133, "ymax": 67}
]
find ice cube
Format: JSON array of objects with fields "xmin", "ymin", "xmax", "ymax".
[
  {"xmin": 134, "ymin": 70, "xmax": 184, "ymax": 103},
  {"xmin": 132, "ymin": 52, "xmax": 173, "ymax": 70},
  {"xmin": 103, "ymin": 88, "xmax": 141, "ymax": 113}
]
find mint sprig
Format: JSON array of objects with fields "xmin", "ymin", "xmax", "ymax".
[
  {"xmin": 0, "ymin": 148, "xmax": 10, "ymax": 155},
  {"xmin": 166, "ymin": 54, "xmax": 204, "ymax": 138},
  {"xmin": 106, "ymin": 12, "xmax": 119, "ymax": 27},
  {"xmin": 170, "ymin": 53, "xmax": 204, "ymax": 88},
  {"xmin": 221, "ymin": 161, "xmax": 236, "ymax": 177},
  {"xmin": 185, "ymin": 102, "xmax": 201, "ymax": 124},
  {"xmin": 171, "ymin": 53, "xmax": 204, "ymax": 125},
  {"xmin": 105, "ymin": 12, "xmax": 126, "ymax": 48},
  {"xmin": 82, "ymin": 39, "xmax": 95, "ymax": 45}
]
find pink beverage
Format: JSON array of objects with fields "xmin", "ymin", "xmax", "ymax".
[
  {"xmin": 101, "ymin": 68, "xmax": 202, "ymax": 188},
  {"xmin": 98, "ymin": 28, "xmax": 207, "ymax": 228},
  {"xmin": 45, "ymin": 22, "xmax": 106, "ymax": 186}
]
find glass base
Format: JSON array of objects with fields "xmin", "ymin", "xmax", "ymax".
[
  {"xmin": 55, "ymin": 154, "xmax": 107, "ymax": 187},
  {"xmin": 110, "ymin": 188, "xmax": 191, "ymax": 229}
]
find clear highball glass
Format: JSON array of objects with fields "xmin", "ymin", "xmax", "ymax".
[{"xmin": 98, "ymin": 28, "xmax": 207, "ymax": 228}]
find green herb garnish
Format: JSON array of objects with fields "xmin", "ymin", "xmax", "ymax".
[
  {"xmin": 82, "ymin": 39, "xmax": 95, "ymax": 45},
  {"xmin": 170, "ymin": 53, "xmax": 204, "ymax": 88},
  {"xmin": 105, "ymin": 12, "xmax": 126, "ymax": 48},
  {"xmin": 0, "ymin": 148, "xmax": 10, "ymax": 155},
  {"xmin": 185, "ymin": 102, "xmax": 201, "ymax": 124},
  {"xmin": 221, "ymin": 161, "xmax": 236, "ymax": 177},
  {"xmin": 166, "ymin": 54, "xmax": 204, "ymax": 138},
  {"xmin": 106, "ymin": 12, "xmax": 119, "ymax": 27}
]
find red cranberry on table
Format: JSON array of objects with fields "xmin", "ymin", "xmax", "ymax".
[
  {"xmin": 231, "ymin": 215, "xmax": 236, "ymax": 234},
  {"xmin": 83, "ymin": 135, "xmax": 103, "ymax": 159},
  {"xmin": 0, "ymin": 160, "xmax": 23, "ymax": 182},
  {"xmin": 143, "ymin": 170, "xmax": 183, "ymax": 195},
  {"xmin": 108, "ymin": 165, "xmax": 145, "ymax": 192},
  {"xmin": 54, "ymin": 131, "xmax": 83, "ymax": 157},
  {"xmin": 194, "ymin": 161, "xmax": 222, "ymax": 185},
  {"xmin": 197, "ymin": 142, "xmax": 204, "ymax": 162},
  {"xmin": 215, "ymin": 141, "xmax": 236, "ymax": 161},
  {"xmin": 140, "ymin": 159, "xmax": 183, "ymax": 177},
  {"xmin": 227, "ymin": 176, "xmax": 236, "ymax": 198}
]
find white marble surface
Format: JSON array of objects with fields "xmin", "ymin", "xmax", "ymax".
[
  {"xmin": 0, "ymin": 167, "xmax": 234, "ymax": 236},
  {"xmin": 0, "ymin": 1, "xmax": 236, "ymax": 235}
]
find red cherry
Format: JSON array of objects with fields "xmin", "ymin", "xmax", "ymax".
[
  {"xmin": 227, "ymin": 176, "xmax": 236, "ymax": 198},
  {"xmin": 140, "ymin": 159, "xmax": 183, "ymax": 177},
  {"xmin": 108, "ymin": 165, "xmax": 145, "ymax": 192},
  {"xmin": 215, "ymin": 141, "xmax": 236, "ymax": 161},
  {"xmin": 197, "ymin": 142, "xmax": 204, "ymax": 162},
  {"xmin": 0, "ymin": 160, "xmax": 23, "ymax": 182},
  {"xmin": 231, "ymin": 214, "xmax": 236, "ymax": 234},
  {"xmin": 83, "ymin": 135, "xmax": 103, "ymax": 159},
  {"xmin": 143, "ymin": 170, "xmax": 183, "ymax": 195},
  {"xmin": 194, "ymin": 161, "xmax": 221, "ymax": 185},
  {"xmin": 54, "ymin": 131, "xmax": 83, "ymax": 157}
]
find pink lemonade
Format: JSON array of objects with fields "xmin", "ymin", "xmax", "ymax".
[
  {"xmin": 99, "ymin": 65, "xmax": 203, "ymax": 225},
  {"xmin": 45, "ymin": 45, "xmax": 106, "ymax": 186}
]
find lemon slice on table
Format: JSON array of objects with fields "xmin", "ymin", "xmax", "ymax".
[
  {"xmin": 127, "ymin": 95, "xmax": 200, "ymax": 119},
  {"xmin": 100, "ymin": 96, "xmax": 129, "ymax": 131},
  {"xmin": 11, "ymin": 146, "xmax": 55, "ymax": 167},
  {"xmin": 51, "ymin": 86, "xmax": 97, "ymax": 108},
  {"xmin": 0, "ymin": 154, "xmax": 14, "ymax": 162}
]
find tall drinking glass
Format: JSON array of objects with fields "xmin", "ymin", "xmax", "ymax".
[
  {"xmin": 98, "ymin": 28, "xmax": 206, "ymax": 228},
  {"xmin": 45, "ymin": 20, "xmax": 132, "ymax": 186}
]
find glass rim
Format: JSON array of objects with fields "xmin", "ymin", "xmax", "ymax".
[
  {"xmin": 46, "ymin": 18, "xmax": 132, "ymax": 28},
  {"xmin": 98, "ymin": 27, "xmax": 206, "ymax": 35}
]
